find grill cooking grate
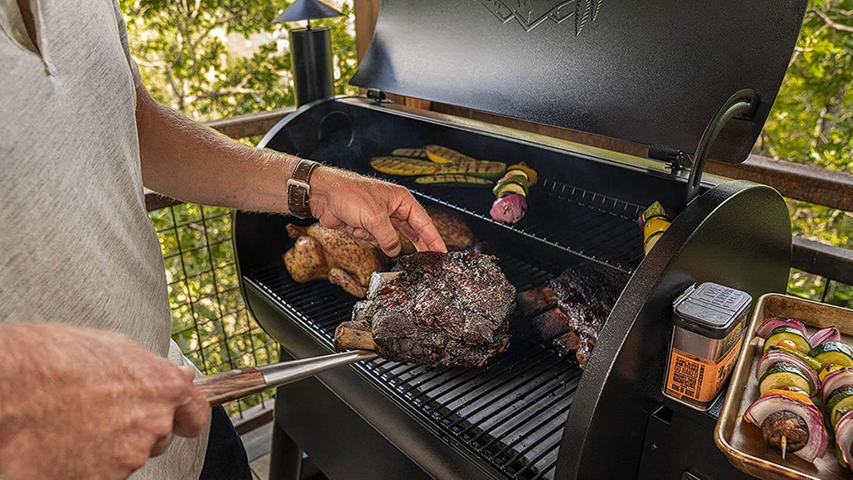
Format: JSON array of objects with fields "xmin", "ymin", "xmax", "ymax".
[
  {"xmin": 245, "ymin": 255, "xmax": 586, "ymax": 480},
  {"xmin": 367, "ymin": 173, "xmax": 645, "ymax": 273}
]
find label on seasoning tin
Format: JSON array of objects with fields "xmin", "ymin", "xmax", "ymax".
[{"xmin": 665, "ymin": 337, "xmax": 742, "ymax": 404}]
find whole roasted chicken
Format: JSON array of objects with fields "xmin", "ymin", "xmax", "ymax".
[
  {"xmin": 283, "ymin": 207, "xmax": 477, "ymax": 298},
  {"xmin": 283, "ymin": 223, "xmax": 389, "ymax": 298}
]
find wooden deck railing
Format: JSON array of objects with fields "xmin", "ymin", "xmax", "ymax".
[{"xmin": 145, "ymin": 105, "xmax": 853, "ymax": 285}]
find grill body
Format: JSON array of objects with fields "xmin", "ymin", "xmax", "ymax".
[{"xmin": 234, "ymin": 97, "xmax": 791, "ymax": 479}]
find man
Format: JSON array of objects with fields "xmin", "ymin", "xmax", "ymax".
[{"xmin": 0, "ymin": 0, "xmax": 446, "ymax": 479}]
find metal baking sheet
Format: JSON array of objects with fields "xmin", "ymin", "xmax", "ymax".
[{"xmin": 715, "ymin": 293, "xmax": 853, "ymax": 480}]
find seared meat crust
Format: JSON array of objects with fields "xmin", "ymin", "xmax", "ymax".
[
  {"xmin": 346, "ymin": 251, "xmax": 516, "ymax": 367},
  {"xmin": 519, "ymin": 263, "xmax": 627, "ymax": 369}
]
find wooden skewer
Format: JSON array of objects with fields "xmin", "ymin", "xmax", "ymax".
[{"xmin": 781, "ymin": 435, "xmax": 787, "ymax": 460}]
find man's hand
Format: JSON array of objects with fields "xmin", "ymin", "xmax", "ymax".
[
  {"xmin": 0, "ymin": 324, "xmax": 210, "ymax": 480},
  {"xmin": 308, "ymin": 166, "xmax": 447, "ymax": 257},
  {"xmin": 136, "ymin": 85, "xmax": 447, "ymax": 255}
]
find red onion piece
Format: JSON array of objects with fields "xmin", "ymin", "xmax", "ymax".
[
  {"xmin": 755, "ymin": 317, "xmax": 807, "ymax": 339},
  {"xmin": 809, "ymin": 326, "xmax": 842, "ymax": 347},
  {"xmin": 744, "ymin": 394, "xmax": 828, "ymax": 463},
  {"xmin": 822, "ymin": 367, "xmax": 853, "ymax": 402},
  {"xmin": 755, "ymin": 351, "xmax": 821, "ymax": 398},
  {"xmin": 489, "ymin": 194, "xmax": 527, "ymax": 224},
  {"xmin": 835, "ymin": 411, "xmax": 853, "ymax": 471}
]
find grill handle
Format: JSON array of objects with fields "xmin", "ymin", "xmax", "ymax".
[
  {"xmin": 685, "ymin": 89, "xmax": 759, "ymax": 205},
  {"xmin": 194, "ymin": 350, "xmax": 378, "ymax": 406}
]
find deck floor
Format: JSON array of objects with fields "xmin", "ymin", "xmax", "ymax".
[
  {"xmin": 241, "ymin": 421, "xmax": 328, "ymax": 480},
  {"xmin": 250, "ymin": 453, "xmax": 271, "ymax": 480},
  {"xmin": 242, "ymin": 422, "xmax": 273, "ymax": 480}
]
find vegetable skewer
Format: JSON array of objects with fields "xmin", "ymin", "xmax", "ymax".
[{"xmin": 744, "ymin": 315, "xmax": 830, "ymax": 464}]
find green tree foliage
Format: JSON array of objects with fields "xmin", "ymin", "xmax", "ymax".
[
  {"xmin": 759, "ymin": 1, "xmax": 853, "ymax": 172},
  {"xmin": 755, "ymin": 1, "xmax": 853, "ymax": 306},
  {"xmin": 120, "ymin": 0, "xmax": 358, "ymax": 119}
]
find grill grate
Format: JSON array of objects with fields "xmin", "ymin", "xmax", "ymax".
[
  {"xmin": 366, "ymin": 173, "xmax": 645, "ymax": 273},
  {"xmin": 246, "ymin": 254, "xmax": 588, "ymax": 480}
]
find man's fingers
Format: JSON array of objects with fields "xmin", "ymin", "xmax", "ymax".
[
  {"xmin": 353, "ymin": 237, "xmax": 377, "ymax": 250},
  {"xmin": 349, "ymin": 227, "xmax": 373, "ymax": 240},
  {"xmin": 150, "ymin": 432, "xmax": 173, "ymax": 457},
  {"xmin": 396, "ymin": 198, "xmax": 446, "ymax": 253},
  {"xmin": 318, "ymin": 212, "xmax": 345, "ymax": 231},
  {"xmin": 366, "ymin": 215, "xmax": 402, "ymax": 257},
  {"xmin": 173, "ymin": 386, "xmax": 211, "ymax": 438},
  {"xmin": 391, "ymin": 218, "xmax": 422, "ymax": 250}
]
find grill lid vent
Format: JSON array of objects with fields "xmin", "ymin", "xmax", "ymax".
[{"xmin": 351, "ymin": 0, "xmax": 806, "ymax": 163}]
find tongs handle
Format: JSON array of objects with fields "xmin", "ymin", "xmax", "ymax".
[{"xmin": 193, "ymin": 350, "xmax": 377, "ymax": 405}]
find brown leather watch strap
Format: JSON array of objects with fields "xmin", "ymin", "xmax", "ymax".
[{"xmin": 287, "ymin": 159, "xmax": 319, "ymax": 219}]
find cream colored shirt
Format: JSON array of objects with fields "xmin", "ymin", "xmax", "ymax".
[{"xmin": 0, "ymin": 0, "xmax": 208, "ymax": 478}]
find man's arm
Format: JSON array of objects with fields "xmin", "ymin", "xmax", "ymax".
[
  {"xmin": 0, "ymin": 323, "xmax": 210, "ymax": 480},
  {"xmin": 135, "ymin": 87, "xmax": 446, "ymax": 257}
]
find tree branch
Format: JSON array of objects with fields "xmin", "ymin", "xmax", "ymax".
[{"xmin": 811, "ymin": 8, "xmax": 853, "ymax": 33}]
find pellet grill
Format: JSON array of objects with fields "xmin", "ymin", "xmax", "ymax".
[{"xmin": 233, "ymin": 1, "xmax": 808, "ymax": 478}]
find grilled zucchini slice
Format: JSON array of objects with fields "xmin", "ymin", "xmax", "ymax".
[
  {"xmin": 370, "ymin": 157, "xmax": 437, "ymax": 176},
  {"xmin": 821, "ymin": 363, "xmax": 847, "ymax": 381},
  {"xmin": 425, "ymin": 145, "xmax": 476, "ymax": 164},
  {"xmin": 835, "ymin": 404, "xmax": 853, "ymax": 429},
  {"xmin": 810, "ymin": 341, "xmax": 853, "ymax": 369},
  {"xmin": 828, "ymin": 387, "xmax": 853, "ymax": 427},
  {"xmin": 767, "ymin": 346, "xmax": 823, "ymax": 371},
  {"xmin": 501, "ymin": 169, "xmax": 529, "ymax": 183},
  {"xmin": 493, "ymin": 176, "xmax": 529, "ymax": 198},
  {"xmin": 415, "ymin": 175, "xmax": 493, "ymax": 186},
  {"xmin": 435, "ymin": 161, "xmax": 507, "ymax": 180},
  {"xmin": 758, "ymin": 363, "xmax": 811, "ymax": 395},
  {"xmin": 391, "ymin": 148, "xmax": 429, "ymax": 159},
  {"xmin": 494, "ymin": 182, "xmax": 527, "ymax": 198},
  {"xmin": 507, "ymin": 163, "xmax": 538, "ymax": 185},
  {"xmin": 763, "ymin": 326, "xmax": 811, "ymax": 354}
]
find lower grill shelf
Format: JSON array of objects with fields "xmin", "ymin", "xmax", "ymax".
[{"xmin": 246, "ymin": 254, "xmax": 586, "ymax": 480}]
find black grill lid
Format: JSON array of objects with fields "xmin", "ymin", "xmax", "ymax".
[{"xmin": 351, "ymin": 0, "xmax": 807, "ymax": 163}]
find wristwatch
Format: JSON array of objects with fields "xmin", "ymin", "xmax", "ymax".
[{"xmin": 286, "ymin": 159, "xmax": 320, "ymax": 219}]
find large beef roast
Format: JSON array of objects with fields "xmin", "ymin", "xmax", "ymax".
[{"xmin": 334, "ymin": 251, "xmax": 516, "ymax": 367}]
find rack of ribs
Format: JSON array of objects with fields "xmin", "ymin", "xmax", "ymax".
[{"xmin": 517, "ymin": 263, "xmax": 628, "ymax": 369}]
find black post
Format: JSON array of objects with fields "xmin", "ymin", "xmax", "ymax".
[
  {"xmin": 268, "ymin": 415, "xmax": 303, "ymax": 480},
  {"xmin": 289, "ymin": 26, "xmax": 335, "ymax": 107}
]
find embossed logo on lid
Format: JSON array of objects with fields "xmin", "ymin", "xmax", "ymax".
[{"xmin": 473, "ymin": 0, "xmax": 602, "ymax": 34}]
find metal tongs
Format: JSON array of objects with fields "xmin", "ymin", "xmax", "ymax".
[
  {"xmin": 193, "ymin": 350, "xmax": 377, "ymax": 405},
  {"xmin": 195, "ymin": 272, "xmax": 399, "ymax": 405}
]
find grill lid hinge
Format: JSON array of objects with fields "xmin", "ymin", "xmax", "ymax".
[
  {"xmin": 649, "ymin": 145, "xmax": 692, "ymax": 172},
  {"xmin": 685, "ymin": 89, "xmax": 760, "ymax": 204},
  {"xmin": 366, "ymin": 88, "xmax": 389, "ymax": 104}
]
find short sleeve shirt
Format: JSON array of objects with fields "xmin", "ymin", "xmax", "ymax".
[{"xmin": 0, "ymin": 1, "xmax": 208, "ymax": 478}]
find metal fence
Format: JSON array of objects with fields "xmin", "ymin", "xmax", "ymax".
[{"xmin": 148, "ymin": 203, "xmax": 278, "ymax": 420}]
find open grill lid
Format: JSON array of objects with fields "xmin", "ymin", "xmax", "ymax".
[{"xmin": 351, "ymin": 0, "xmax": 806, "ymax": 163}]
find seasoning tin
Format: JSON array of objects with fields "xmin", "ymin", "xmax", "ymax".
[{"xmin": 664, "ymin": 282, "xmax": 752, "ymax": 411}]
